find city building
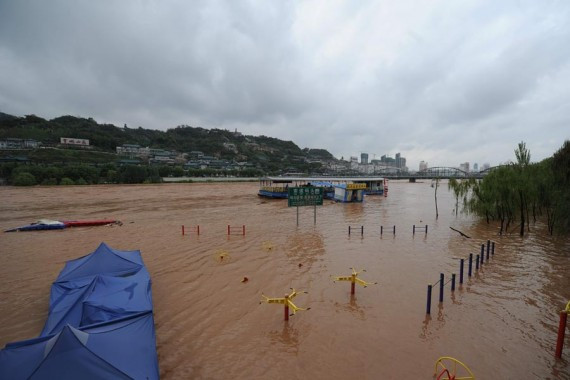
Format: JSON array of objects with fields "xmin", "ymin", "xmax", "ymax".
[
  {"xmin": 361, "ymin": 153, "xmax": 368, "ymax": 165},
  {"xmin": 473, "ymin": 163, "xmax": 479, "ymax": 172},
  {"xmin": 482, "ymin": 163, "xmax": 490, "ymax": 171},
  {"xmin": 459, "ymin": 162, "xmax": 470, "ymax": 172},
  {"xmin": 419, "ymin": 161, "xmax": 428, "ymax": 171},
  {"xmin": 0, "ymin": 138, "xmax": 41, "ymax": 149}
]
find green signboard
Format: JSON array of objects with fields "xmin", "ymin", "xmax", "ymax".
[{"xmin": 288, "ymin": 186, "xmax": 324, "ymax": 207}]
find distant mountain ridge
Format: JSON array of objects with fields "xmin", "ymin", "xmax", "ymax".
[{"xmin": 0, "ymin": 112, "xmax": 335, "ymax": 171}]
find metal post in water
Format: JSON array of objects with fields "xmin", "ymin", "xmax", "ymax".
[
  {"xmin": 296, "ymin": 206, "xmax": 299, "ymax": 226},
  {"xmin": 487, "ymin": 240, "xmax": 490, "ymax": 257},
  {"xmin": 284, "ymin": 295, "xmax": 289, "ymax": 321},
  {"xmin": 351, "ymin": 274, "xmax": 356, "ymax": 295},
  {"xmin": 197, "ymin": 225, "xmax": 200, "ymax": 235},
  {"xmin": 413, "ymin": 225, "xmax": 415, "ymax": 235},
  {"xmin": 476, "ymin": 255, "xmax": 480, "ymax": 270},
  {"xmin": 492, "ymin": 241, "xmax": 495, "ymax": 255},
  {"xmin": 227, "ymin": 225, "xmax": 230, "ymax": 235},
  {"xmin": 426, "ymin": 225, "xmax": 428, "ymax": 234},
  {"xmin": 426, "ymin": 285, "xmax": 432, "ymax": 314},
  {"xmin": 480, "ymin": 244, "xmax": 485, "ymax": 265},
  {"xmin": 555, "ymin": 311, "xmax": 568, "ymax": 358},
  {"xmin": 439, "ymin": 273, "xmax": 444, "ymax": 302},
  {"xmin": 243, "ymin": 225, "xmax": 246, "ymax": 236},
  {"xmin": 348, "ymin": 226, "xmax": 351, "ymax": 235},
  {"xmin": 182, "ymin": 225, "xmax": 185, "ymax": 236},
  {"xmin": 394, "ymin": 225, "xmax": 396, "ymax": 235},
  {"xmin": 460, "ymin": 259, "xmax": 464, "ymax": 284},
  {"xmin": 451, "ymin": 274, "xmax": 456, "ymax": 292},
  {"xmin": 381, "ymin": 226, "xmax": 383, "ymax": 235},
  {"xmin": 468, "ymin": 254, "xmax": 473, "ymax": 277},
  {"xmin": 361, "ymin": 226, "xmax": 364, "ymax": 236}
]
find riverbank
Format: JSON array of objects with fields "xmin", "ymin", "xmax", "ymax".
[{"xmin": 162, "ymin": 176, "xmax": 258, "ymax": 182}]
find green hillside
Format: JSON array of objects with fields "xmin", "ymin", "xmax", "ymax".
[{"xmin": 0, "ymin": 112, "xmax": 335, "ymax": 173}]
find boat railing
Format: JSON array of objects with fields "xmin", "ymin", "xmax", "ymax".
[{"xmin": 261, "ymin": 186, "xmax": 288, "ymax": 192}]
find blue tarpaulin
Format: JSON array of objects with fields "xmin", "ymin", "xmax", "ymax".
[{"xmin": 0, "ymin": 242, "xmax": 159, "ymax": 379}]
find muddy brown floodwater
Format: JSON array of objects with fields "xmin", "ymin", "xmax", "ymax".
[{"xmin": 1, "ymin": 181, "xmax": 569, "ymax": 379}]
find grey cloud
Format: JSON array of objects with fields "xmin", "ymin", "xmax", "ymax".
[{"xmin": 1, "ymin": 0, "xmax": 569, "ymax": 168}]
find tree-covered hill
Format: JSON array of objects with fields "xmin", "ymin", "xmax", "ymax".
[{"xmin": 0, "ymin": 113, "xmax": 336, "ymax": 171}]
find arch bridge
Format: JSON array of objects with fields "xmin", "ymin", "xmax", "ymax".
[{"xmin": 380, "ymin": 166, "xmax": 489, "ymax": 180}]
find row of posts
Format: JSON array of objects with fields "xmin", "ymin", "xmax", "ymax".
[
  {"xmin": 348, "ymin": 225, "xmax": 427, "ymax": 236},
  {"xmin": 426, "ymin": 240, "xmax": 495, "ymax": 314},
  {"xmin": 180, "ymin": 225, "xmax": 246, "ymax": 236}
]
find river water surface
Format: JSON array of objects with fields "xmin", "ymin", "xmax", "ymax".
[{"xmin": 0, "ymin": 181, "xmax": 569, "ymax": 379}]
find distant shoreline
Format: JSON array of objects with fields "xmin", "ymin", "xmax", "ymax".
[{"xmin": 162, "ymin": 177, "xmax": 258, "ymax": 183}]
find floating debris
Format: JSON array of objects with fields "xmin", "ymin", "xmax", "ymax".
[
  {"xmin": 214, "ymin": 250, "xmax": 231, "ymax": 263},
  {"xmin": 262, "ymin": 241, "xmax": 275, "ymax": 252}
]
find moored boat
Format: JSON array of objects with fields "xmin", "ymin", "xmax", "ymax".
[{"xmin": 258, "ymin": 176, "xmax": 387, "ymax": 199}]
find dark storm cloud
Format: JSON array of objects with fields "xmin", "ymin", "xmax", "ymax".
[{"xmin": 1, "ymin": 0, "xmax": 569, "ymax": 168}]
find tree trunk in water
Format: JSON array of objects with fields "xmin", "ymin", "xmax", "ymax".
[
  {"xmin": 519, "ymin": 191, "xmax": 525, "ymax": 237},
  {"xmin": 499, "ymin": 218, "xmax": 504, "ymax": 235}
]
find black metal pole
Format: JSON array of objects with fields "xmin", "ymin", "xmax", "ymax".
[
  {"xmin": 426, "ymin": 225, "xmax": 428, "ymax": 234},
  {"xmin": 439, "ymin": 273, "xmax": 444, "ymax": 302},
  {"xmin": 451, "ymin": 274, "xmax": 456, "ymax": 292},
  {"xmin": 492, "ymin": 241, "xmax": 495, "ymax": 255},
  {"xmin": 413, "ymin": 225, "xmax": 415, "ymax": 234},
  {"xmin": 476, "ymin": 254, "xmax": 480, "ymax": 270},
  {"xmin": 426, "ymin": 285, "xmax": 432, "ymax": 314},
  {"xmin": 468, "ymin": 254, "xmax": 473, "ymax": 277},
  {"xmin": 460, "ymin": 259, "xmax": 464, "ymax": 284},
  {"xmin": 480, "ymin": 244, "xmax": 485, "ymax": 265},
  {"xmin": 348, "ymin": 226, "xmax": 351, "ymax": 235}
]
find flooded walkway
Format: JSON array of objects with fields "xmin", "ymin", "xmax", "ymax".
[{"xmin": 1, "ymin": 181, "xmax": 569, "ymax": 378}]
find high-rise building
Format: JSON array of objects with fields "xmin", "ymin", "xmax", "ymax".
[
  {"xmin": 459, "ymin": 162, "xmax": 470, "ymax": 172},
  {"xmin": 361, "ymin": 153, "xmax": 369, "ymax": 165},
  {"xmin": 482, "ymin": 163, "xmax": 490, "ymax": 171},
  {"xmin": 350, "ymin": 156, "xmax": 358, "ymax": 163},
  {"xmin": 419, "ymin": 161, "xmax": 428, "ymax": 171},
  {"xmin": 394, "ymin": 152, "xmax": 407, "ymax": 169},
  {"xmin": 473, "ymin": 163, "xmax": 479, "ymax": 172}
]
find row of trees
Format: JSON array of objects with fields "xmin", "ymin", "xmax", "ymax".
[
  {"xmin": 448, "ymin": 141, "xmax": 570, "ymax": 235},
  {"xmin": 1, "ymin": 163, "xmax": 264, "ymax": 186}
]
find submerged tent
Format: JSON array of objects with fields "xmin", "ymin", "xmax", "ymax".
[{"xmin": 0, "ymin": 242, "xmax": 159, "ymax": 379}]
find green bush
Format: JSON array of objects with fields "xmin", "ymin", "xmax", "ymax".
[
  {"xmin": 60, "ymin": 177, "xmax": 75, "ymax": 185},
  {"xmin": 41, "ymin": 178, "xmax": 58, "ymax": 185},
  {"xmin": 75, "ymin": 178, "xmax": 88, "ymax": 185},
  {"xmin": 12, "ymin": 172, "xmax": 37, "ymax": 186}
]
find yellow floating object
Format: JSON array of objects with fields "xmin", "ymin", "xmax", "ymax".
[
  {"xmin": 565, "ymin": 301, "xmax": 570, "ymax": 313},
  {"xmin": 434, "ymin": 356, "xmax": 475, "ymax": 380},
  {"xmin": 262, "ymin": 241, "xmax": 275, "ymax": 252},
  {"xmin": 214, "ymin": 250, "xmax": 230, "ymax": 263},
  {"xmin": 260, "ymin": 289, "xmax": 310, "ymax": 315}
]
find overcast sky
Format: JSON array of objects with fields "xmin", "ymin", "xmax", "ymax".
[{"xmin": 1, "ymin": 1, "xmax": 569, "ymax": 169}]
